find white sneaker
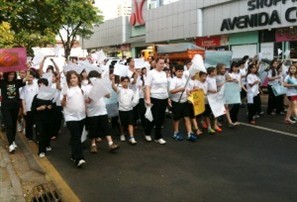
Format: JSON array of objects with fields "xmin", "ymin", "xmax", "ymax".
[
  {"xmin": 129, "ymin": 137, "xmax": 137, "ymax": 145},
  {"xmin": 8, "ymin": 144, "xmax": 16, "ymax": 153},
  {"xmin": 144, "ymin": 135, "xmax": 152, "ymax": 142},
  {"xmin": 13, "ymin": 141, "xmax": 18, "ymax": 149},
  {"xmin": 77, "ymin": 159, "xmax": 86, "ymax": 168},
  {"xmin": 39, "ymin": 152, "xmax": 45, "ymax": 158},
  {"xmin": 46, "ymin": 146, "xmax": 52, "ymax": 152},
  {"xmin": 155, "ymin": 138, "xmax": 166, "ymax": 145},
  {"xmin": 120, "ymin": 135, "xmax": 126, "ymax": 142}
]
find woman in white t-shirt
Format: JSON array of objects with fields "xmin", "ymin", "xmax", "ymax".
[
  {"xmin": 246, "ymin": 64, "xmax": 261, "ymax": 124},
  {"xmin": 283, "ymin": 64, "xmax": 297, "ymax": 124},
  {"xmin": 145, "ymin": 57, "xmax": 169, "ymax": 145},
  {"xmin": 61, "ymin": 70, "xmax": 86, "ymax": 168}
]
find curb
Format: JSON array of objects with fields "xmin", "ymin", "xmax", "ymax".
[{"xmin": 17, "ymin": 133, "xmax": 46, "ymax": 175}]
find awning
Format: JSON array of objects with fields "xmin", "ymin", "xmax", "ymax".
[
  {"xmin": 125, "ymin": 36, "xmax": 145, "ymax": 44},
  {"xmin": 157, "ymin": 43, "xmax": 204, "ymax": 54}
]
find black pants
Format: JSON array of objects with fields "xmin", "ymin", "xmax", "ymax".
[
  {"xmin": 52, "ymin": 106, "xmax": 63, "ymax": 137},
  {"xmin": 87, "ymin": 115, "xmax": 111, "ymax": 138},
  {"xmin": 66, "ymin": 120, "xmax": 85, "ymax": 161},
  {"xmin": 132, "ymin": 104, "xmax": 139, "ymax": 125},
  {"xmin": 36, "ymin": 121, "xmax": 52, "ymax": 154},
  {"xmin": 137, "ymin": 98, "xmax": 147, "ymax": 129},
  {"xmin": 267, "ymin": 85, "xmax": 283, "ymax": 114},
  {"xmin": 24, "ymin": 111, "xmax": 35, "ymax": 140},
  {"xmin": 248, "ymin": 94, "xmax": 261, "ymax": 121},
  {"xmin": 230, "ymin": 104, "xmax": 240, "ymax": 122},
  {"xmin": 145, "ymin": 98, "xmax": 167, "ymax": 140},
  {"xmin": 1, "ymin": 107, "xmax": 18, "ymax": 145}
]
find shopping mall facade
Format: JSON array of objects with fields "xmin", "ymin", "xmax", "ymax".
[{"xmin": 83, "ymin": 0, "xmax": 297, "ymax": 60}]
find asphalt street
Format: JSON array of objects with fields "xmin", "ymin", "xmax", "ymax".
[{"xmin": 45, "ymin": 108, "xmax": 297, "ymax": 202}]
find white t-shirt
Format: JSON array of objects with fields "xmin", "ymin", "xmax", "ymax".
[
  {"xmin": 267, "ymin": 69, "xmax": 280, "ymax": 86},
  {"xmin": 136, "ymin": 77, "xmax": 145, "ymax": 99},
  {"xmin": 62, "ymin": 86, "xmax": 86, "ymax": 122},
  {"xmin": 20, "ymin": 84, "xmax": 39, "ymax": 112},
  {"xmin": 229, "ymin": 72, "xmax": 242, "ymax": 88},
  {"xmin": 196, "ymin": 80, "xmax": 208, "ymax": 95},
  {"xmin": 216, "ymin": 74, "xmax": 226, "ymax": 92},
  {"xmin": 127, "ymin": 68, "xmax": 137, "ymax": 91},
  {"xmin": 240, "ymin": 68, "xmax": 247, "ymax": 85},
  {"xmin": 196, "ymin": 80, "xmax": 208, "ymax": 104},
  {"xmin": 247, "ymin": 74, "xmax": 260, "ymax": 96},
  {"xmin": 117, "ymin": 87, "xmax": 134, "ymax": 111},
  {"xmin": 169, "ymin": 76, "xmax": 187, "ymax": 103},
  {"xmin": 206, "ymin": 76, "xmax": 217, "ymax": 94},
  {"xmin": 182, "ymin": 70, "xmax": 190, "ymax": 80},
  {"xmin": 84, "ymin": 84, "xmax": 108, "ymax": 117},
  {"xmin": 51, "ymin": 83, "xmax": 62, "ymax": 106},
  {"xmin": 284, "ymin": 75, "xmax": 297, "ymax": 96},
  {"xmin": 145, "ymin": 69, "xmax": 168, "ymax": 99},
  {"xmin": 187, "ymin": 79, "xmax": 199, "ymax": 91}
]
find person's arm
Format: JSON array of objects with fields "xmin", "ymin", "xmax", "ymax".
[
  {"xmin": 145, "ymin": 85, "xmax": 151, "ymax": 105},
  {"xmin": 111, "ymin": 75, "xmax": 118, "ymax": 93},
  {"xmin": 131, "ymin": 70, "xmax": 138, "ymax": 85},
  {"xmin": 169, "ymin": 82, "xmax": 184, "ymax": 94},
  {"xmin": 39, "ymin": 56, "xmax": 47, "ymax": 77},
  {"xmin": 50, "ymin": 58, "xmax": 60, "ymax": 73}
]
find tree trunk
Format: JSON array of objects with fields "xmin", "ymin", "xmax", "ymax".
[{"xmin": 64, "ymin": 45, "xmax": 71, "ymax": 60}]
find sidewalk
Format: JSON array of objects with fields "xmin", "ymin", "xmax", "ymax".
[{"xmin": 0, "ymin": 131, "xmax": 51, "ymax": 201}]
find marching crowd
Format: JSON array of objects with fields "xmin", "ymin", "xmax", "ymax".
[{"xmin": 0, "ymin": 55, "xmax": 296, "ymax": 168}]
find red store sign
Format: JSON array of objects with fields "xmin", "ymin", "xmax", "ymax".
[
  {"xmin": 197, "ymin": 35, "xmax": 226, "ymax": 47},
  {"xmin": 130, "ymin": 0, "xmax": 146, "ymax": 26}
]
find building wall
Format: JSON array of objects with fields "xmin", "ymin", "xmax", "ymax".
[
  {"xmin": 203, "ymin": 0, "xmax": 297, "ymax": 36},
  {"xmin": 145, "ymin": 0, "xmax": 236, "ymax": 43},
  {"xmin": 82, "ymin": 16, "xmax": 130, "ymax": 49}
]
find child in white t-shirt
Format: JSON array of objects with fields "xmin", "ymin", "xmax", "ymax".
[
  {"xmin": 112, "ymin": 76, "xmax": 137, "ymax": 145},
  {"xmin": 169, "ymin": 65, "xmax": 197, "ymax": 142},
  {"xmin": 206, "ymin": 67, "xmax": 222, "ymax": 133},
  {"xmin": 246, "ymin": 64, "xmax": 261, "ymax": 124},
  {"xmin": 20, "ymin": 71, "xmax": 39, "ymax": 141},
  {"xmin": 85, "ymin": 70, "xmax": 119, "ymax": 153}
]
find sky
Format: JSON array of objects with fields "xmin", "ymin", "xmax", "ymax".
[{"xmin": 94, "ymin": 0, "xmax": 123, "ymax": 21}]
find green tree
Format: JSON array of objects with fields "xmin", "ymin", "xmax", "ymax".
[
  {"xmin": 53, "ymin": 0, "xmax": 103, "ymax": 59},
  {"xmin": 0, "ymin": 0, "xmax": 103, "ymax": 58},
  {"xmin": 0, "ymin": 22, "xmax": 14, "ymax": 48}
]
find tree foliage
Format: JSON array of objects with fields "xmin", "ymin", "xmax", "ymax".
[
  {"xmin": 0, "ymin": 22, "xmax": 14, "ymax": 48},
  {"xmin": 0, "ymin": 0, "xmax": 103, "ymax": 58}
]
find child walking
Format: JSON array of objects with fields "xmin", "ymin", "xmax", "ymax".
[
  {"xmin": 112, "ymin": 76, "xmax": 137, "ymax": 145},
  {"xmin": 61, "ymin": 70, "xmax": 86, "ymax": 168},
  {"xmin": 31, "ymin": 78, "xmax": 55, "ymax": 157},
  {"xmin": 169, "ymin": 65, "xmax": 197, "ymax": 142},
  {"xmin": 246, "ymin": 64, "xmax": 261, "ymax": 124},
  {"xmin": 84, "ymin": 70, "xmax": 119, "ymax": 153},
  {"xmin": 206, "ymin": 67, "xmax": 222, "ymax": 133},
  {"xmin": 21, "ymin": 71, "xmax": 39, "ymax": 142}
]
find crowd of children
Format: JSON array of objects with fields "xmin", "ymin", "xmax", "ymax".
[{"xmin": 0, "ymin": 55, "xmax": 296, "ymax": 168}]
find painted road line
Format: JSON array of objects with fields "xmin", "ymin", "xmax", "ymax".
[
  {"xmin": 18, "ymin": 134, "xmax": 80, "ymax": 202},
  {"xmin": 240, "ymin": 122, "xmax": 297, "ymax": 138}
]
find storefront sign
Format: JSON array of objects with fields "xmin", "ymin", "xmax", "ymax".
[
  {"xmin": 196, "ymin": 35, "xmax": 229, "ymax": 47},
  {"xmin": 130, "ymin": 0, "xmax": 146, "ymax": 26},
  {"xmin": 275, "ymin": 27, "xmax": 297, "ymax": 42},
  {"xmin": 221, "ymin": 0, "xmax": 297, "ymax": 31},
  {"xmin": 196, "ymin": 36, "xmax": 221, "ymax": 47}
]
